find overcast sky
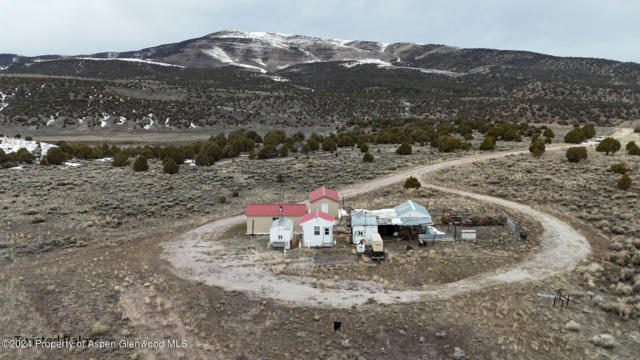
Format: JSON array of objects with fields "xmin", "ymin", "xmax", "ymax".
[{"xmin": 2, "ymin": 0, "xmax": 639, "ymax": 62}]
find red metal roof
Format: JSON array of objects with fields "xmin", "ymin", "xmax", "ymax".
[
  {"xmin": 300, "ymin": 210, "xmax": 335, "ymax": 224},
  {"xmin": 308, "ymin": 186, "xmax": 340, "ymax": 203},
  {"xmin": 245, "ymin": 203, "xmax": 307, "ymax": 217}
]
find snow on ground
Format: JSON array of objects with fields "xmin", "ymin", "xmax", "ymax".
[
  {"xmin": 75, "ymin": 57, "xmax": 185, "ymax": 68},
  {"xmin": 341, "ymin": 58, "xmax": 392, "ymax": 68},
  {"xmin": 201, "ymin": 47, "xmax": 267, "ymax": 73},
  {"xmin": 64, "ymin": 162, "xmax": 81, "ymax": 167},
  {"xmin": 46, "ymin": 116, "xmax": 56, "ymax": 126},
  {"xmin": 0, "ymin": 91, "xmax": 8, "ymax": 112},
  {"xmin": 117, "ymin": 116, "xmax": 126, "ymax": 125},
  {"xmin": 144, "ymin": 120, "xmax": 154, "ymax": 130},
  {"xmin": 100, "ymin": 113, "xmax": 110, "ymax": 128},
  {"xmin": 184, "ymin": 159, "xmax": 196, "ymax": 166},
  {"xmin": 9, "ymin": 165, "xmax": 24, "ymax": 170},
  {"xmin": 0, "ymin": 136, "xmax": 57, "ymax": 154},
  {"xmin": 78, "ymin": 117, "xmax": 84, "ymax": 125},
  {"xmin": 341, "ymin": 58, "xmax": 465, "ymax": 77},
  {"xmin": 264, "ymin": 75, "xmax": 289, "ymax": 82},
  {"xmin": 94, "ymin": 157, "xmax": 113, "ymax": 162},
  {"xmin": 189, "ymin": 122, "xmax": 197, "ymax": 128}
]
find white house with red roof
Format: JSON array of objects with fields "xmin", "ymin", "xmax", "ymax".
[
  {"xmin": 246, "ymin": 203, "xmax": 307, "ymax": 234},
  {"xmin": 308, "ymin": 186, "xmax": 340, "ymax": 219},
  {"xmin": 300, "ymin": 210, "xmax": 336, "ymax": 247}
]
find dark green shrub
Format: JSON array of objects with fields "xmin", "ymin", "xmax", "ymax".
[
  {"xmin": 112, "ymin": 152, "xmax": 130, "ymax": 167},
  {"xmin": 529, "ymin": 139, "xmax": 545, "ymax": 157},
  {"xmin": 16, "ymin": 148, "xmax": 35, "ymax": 164},
  {"xmin": 322, "ymin": 139, "xmax": 337, "ymax": 152},
  {"xmin": 72, "ymin": 144, "xmax": 95, "ymax": 159},
  {"xmin": 39, "ymin": 157, "xmax": 49, "ymax": 166},
  {"xmin": 608, "ymin": 163, "xmax": 630, "ymax": 175},
  {"xmin": 195, "ymin": 149, "xmax": 212, "ymax": 166},
  {"xmin": 596, "ymin": 137, "xmax": 621, "ymax": 155},
  {"xmin": 582, "ymin": 123, "xmax": 596, "ymax": 139},
  {"xmin": 306, "ymin": 138, "xmax": 319, "ymax": 151},
  {"xmin": 140, "ymin": 146, "xmax": 154, "ymax": 159},
  {"xmin": 248, "ymin": 150, "xmax": 256, "ymax": 159},
  {"xmin": 279, "ymin": 145, "xmax": 289, "ymax": 157},
  {"xmin": 277, "ymin": 173, "xmax": 284, "ymax": 183},
  {"xmin": 163, "ymin": 158, "xmax": 179, "ymax": 174},
  {"xmin": 232, "ymin": 190, "xmax": 239, "ymax": 197},
  {"xmin": 25, "ymin": 136, "xmax": 33, "ymax": 141},
  {"xmin": 543, "ymin": 127, "xmax": 555, "ymax": 141},
  {"xmin": 219, "ymin": 195, "xmax": 227, "ymax": 204},
  {"xmin": 363, "ymin": 152, "xmax": 374, "ymax": 162},
  {"xmin": 133, "ymin": 156, "xmax": 149, "ymax": 172},
  {"xmin": 46, "ymin": 147, "xmax": 66, "ymax": 165},
  {"xmin": 634, "ymin": 127, "xmax": 640, "ymax": 133},
  {"xmin": 56, "ymin": 141, "xmax": 74, "ymax": 155},
  {"xmin": 564, "ymin": 128, "xmax": 584, "ymax": 144},
  {"xmin": 566, "ymin": 147, "xmax": 587, "ymax": 163},
  {"xmin": 617, "ymin": 173, "xmax": 632, "ymax": 190},
  {"xmin": 626, "ymin": 141, "xmax": 640, "ymax": 155},
  {"xmin": 0, "ymin": 149, "xmax": 6, "ymax": 164},
  {"xmin": 479, "ymin": 136, "xmax": 496, "ymax": 150},
  {"xmin": 160, "ymin": 145, "xmax": 185, "ymax": 164},
  {"xmin": 359, "ymin": 143, "xmax": 368, "ymax": 153},
  {"xmin": 396, "ymin": 143, "xmax": 412, "ymax": 155},
  {"xmin": 257, "ymin": 144, "xmax": 278, "ymax": 159},
  {"xmin": 404, "ymin": 176, "xmax": 421, "ymax": 189}
]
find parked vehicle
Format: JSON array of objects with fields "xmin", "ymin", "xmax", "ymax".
[
  {"xmin": 595, "ymin": 136, "xmax": 605, "ymax": 142},
  {"xmin": 367, "ymin": 233, "xmax": 385, "ymax": 263}
]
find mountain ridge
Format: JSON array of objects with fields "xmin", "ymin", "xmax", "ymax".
[{"xmin": 2, "ymin": 30, "xmax": 638, "ymax": 75}]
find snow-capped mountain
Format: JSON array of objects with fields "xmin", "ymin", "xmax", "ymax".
[{"xmin": 1, "ymin": 31, "xmax": 456, "ymax": 73}]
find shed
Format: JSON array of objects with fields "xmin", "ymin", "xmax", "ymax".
[
  {"xmin": 246, "ymin": 203, "xmax": 307, "ymax": 234},
  {"xmin": 394, "ymin": 200, "xmax": 433, "ymax": 226},
  {"xmin": 308, "ymin": 186, "xmax": 340, "ymax": 219},
  {"xmin": 270, "ymin": 217, "xmax": 293, "ymax": 249},
  {"xmin": 300, "ymin": 210, "xmax": 335, "ymax": 248},
  {"xmin": 351, "ymin": 211, "xmax": 379, "ymax": 245}
]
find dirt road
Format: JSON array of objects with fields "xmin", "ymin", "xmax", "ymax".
[{"xmin": 163, "ymin": 129, "xmax": 632, "ymax": 308}]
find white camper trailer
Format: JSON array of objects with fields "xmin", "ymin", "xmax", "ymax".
[{"xmin": 270, "ymin": 217, "xmax": 293, "ymax": 249}]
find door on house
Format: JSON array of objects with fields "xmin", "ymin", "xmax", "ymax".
[
  {"xmin": 323, "ymin": 227, "xmax": 332, "ymax": 246},
  {"xmin": 321, "ymin": 203, "xmax": 328, "ymax": 213}
]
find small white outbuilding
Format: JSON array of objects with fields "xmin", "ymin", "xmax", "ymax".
[
  {"xmin": 300, "ymin": 210, "xmax": 335, "ymax": 248},
  {"xmin": 351, "ymin": 210, "xmax": 379, "ymax": 245},
  {"xmin": 270, "ymin": 217, "xmax": 293, "ymax": 249}
]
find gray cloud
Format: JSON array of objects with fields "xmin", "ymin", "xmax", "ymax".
[{"xmin": 2, "ymin": 0, "xmax": 639, "ymax": 62}]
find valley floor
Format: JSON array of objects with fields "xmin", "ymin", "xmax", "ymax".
[{"xmin": 0, "ymin": 127, "xmax": 637, "ymax": 359}]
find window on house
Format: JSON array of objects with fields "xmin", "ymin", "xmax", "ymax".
[
  {"xmin": 314, "ymin": 226, "xmax": 320, "ymax": 235},
  {"xmin": 324, "ymin": 228, "xmax": 330, "ymax": 235},
  {"xmin": 278, "ymin": 235, "xmax": 282, "ymax": 239},
  {"xmin": 273, "ymin": 217, "xmax": 279, "ymax": 221}
]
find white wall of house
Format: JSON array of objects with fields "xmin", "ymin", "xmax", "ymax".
[{"xmin": 301, "ymin": 217, "xmax": 335, "ymax": 247}]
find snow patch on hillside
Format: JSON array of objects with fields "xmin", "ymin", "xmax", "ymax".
[
  {"xmin": 341, "ymin": 58, "xmax": 392, "ymax": 68},
  {"xmin": 117, "ymin": 116, "xmax": 126, "ymax": 125},
  {"xmin": 265, "ymin": 75, "xmax": 289, "ymax": 82},
  {"xmin": 75, "ymin": 57, "xmax": 185, "ymax": 68},
  {"xmin": 0, "ymin": 91, "xmax": 8, "ymax": 112},
  {"xmin": 100, "ymin": 113, "xmax": 110, "ymax": 128},
  {"xmin": 341, "ymin": 58, "xmax": 466, "ymax": 77},
  {"xmin": 0, "ymin": 136, "xmax": 57, "ymax": 154},
  {"xmin": 202, "ymin": 47, "xmax": 267, "ymax": 73},
  {"xmin": 46, "ymin": 116, "xmax": 56, "ymax": 126}
]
